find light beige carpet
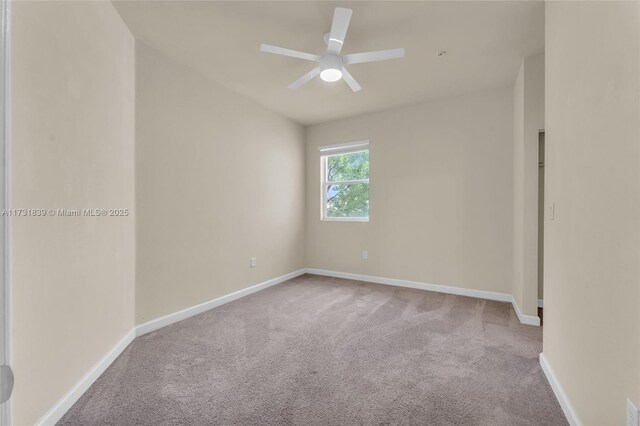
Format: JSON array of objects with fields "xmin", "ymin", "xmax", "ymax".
[{"xmin": 59, "ymin": 274, "xmax": 567, "ymax": 425}]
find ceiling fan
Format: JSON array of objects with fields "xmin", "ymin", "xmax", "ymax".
[{"xmin": 260, "ymin": 7, "xmax": 405, "ymax": 92}]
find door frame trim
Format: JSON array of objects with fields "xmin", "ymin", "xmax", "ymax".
[{"xmin": 0, "ymin": 0, "xmax": 12, "ymax": 423}]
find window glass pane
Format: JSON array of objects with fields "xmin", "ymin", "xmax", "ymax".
[
  {"xmin": 326, "ymin": 183, "xmax": 369, "ymax": 218},
  {"xmin": 327, "ymin": 151, "xmax": 369, "ymax": 182}
]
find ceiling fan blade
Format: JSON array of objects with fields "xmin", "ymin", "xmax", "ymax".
[
  {"xmin": 327, "ymin": 7, "xmax": 352, "ymax": 54},
  {"xmin": 288, "ymin": 66, "xmax": 321, "ymax": 89},
  {"xmin": 342, "ymin": 48, "xmax": 405, "ymax": 65},
  {"xmin": 260, "ymin": 44, "xmax": 321, "ymax": 62},
  {"xmin": 341, "ymin": 67, "xmax": 362, "ymax": 92}
]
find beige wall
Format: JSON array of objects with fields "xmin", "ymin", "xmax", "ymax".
[
  {"xmin": 544, "ymin": 1, "xmax": 640, "ymax": 424},
  {"xmin": 11, "ymin": 2, "xmax": 135, "ymax": 425},
  {"xmin": 305, "ymin": 88, "xmax": 513, "ymax": 295},
  {"xmin": 512, "ymin": 53, "xmax": 545, "ymax": 316},
  {"xmin": 135, "ymin": 42, "xmax": 306, "ymax": 324}
]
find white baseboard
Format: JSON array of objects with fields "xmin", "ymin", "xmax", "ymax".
[
  {"xmin": 539, "ymin": 353, "xmax": 581, "ymax": 426},
  {"xmin": 305, "ymin": 268, "xmax": 512, "ymax": 302},
  {"xmin": 538, "ymin": 298, "xmax": 544, "ymax": 308},
  {"xmin": 136, "ymin": 269, "xmax": 307, "ymax": 336},
  {"xmin": 306, "ymin": 268, "xmax": 541, "ymax": 326},
  {"xmin": 36, "ymin": 328, "xmax": 136, "ymax": 426},
  {"xmin": 511, "ymin": 296, "xmax": 541, "ymax": 326}
]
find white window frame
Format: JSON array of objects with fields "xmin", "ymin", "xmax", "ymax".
[{"xmin": 319, "ymin": 140, "xmax": 370, "ymax": 222}]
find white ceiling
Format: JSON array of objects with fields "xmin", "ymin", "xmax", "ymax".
[{"xmin": 113, "ymin": 1, "xmax": 544, "ymax": 125}]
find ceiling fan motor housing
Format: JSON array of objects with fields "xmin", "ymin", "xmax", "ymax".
[{"xmin": 320, "ymin": 54, "xmax": 343, "ymax": 72}]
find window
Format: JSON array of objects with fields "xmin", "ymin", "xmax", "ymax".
[{"xmin": 319, "ymin": 141, "xmax": 369, "ymax": 222}]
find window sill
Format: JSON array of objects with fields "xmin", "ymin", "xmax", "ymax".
[{"xmin": 321, "ymin": 217, "xmax": 369, "ymax": 223}]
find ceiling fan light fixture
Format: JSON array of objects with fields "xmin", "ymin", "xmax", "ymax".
[
  {"xmin": 319, "ymin": 54, "xmax": 343, "ymax": 82},
  {"xmin": 320, "ymin": 68, "xmax": 342, "ymax": 82}
]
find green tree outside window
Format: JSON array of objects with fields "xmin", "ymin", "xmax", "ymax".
[{"xmin": 324, "ymin": 150, "xmax": 369, "ymax": 219}]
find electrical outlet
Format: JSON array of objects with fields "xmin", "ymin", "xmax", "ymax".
[
  {"xmin": 250, "ymin": 257, "xmax": 256, "ymax": 268},
  {"xmin": 627, "ymin": 399, "xmax": 639, "ymax": 426},
  {"xmin": 362, "ymin": 251, "xmax": 368, "ymax": 260}
]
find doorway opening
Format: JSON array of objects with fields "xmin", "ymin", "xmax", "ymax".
[{"xmin": 538, "ymin": 131, "xmax": 545, "ymax": 325}]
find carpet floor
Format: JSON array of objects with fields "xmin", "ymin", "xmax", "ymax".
[{"xmin": 59, "ymin": 274, "xmax": 567, "ymax": 425}]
